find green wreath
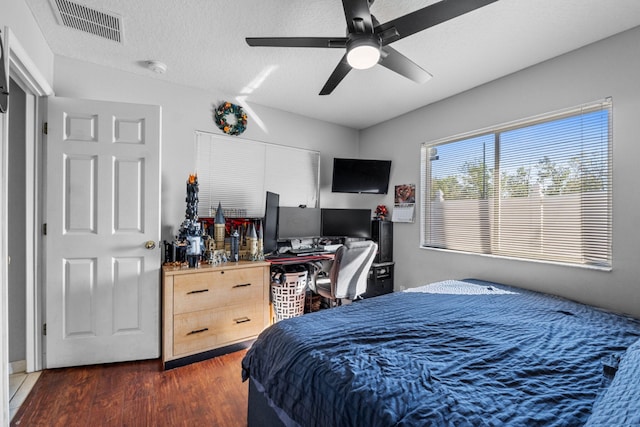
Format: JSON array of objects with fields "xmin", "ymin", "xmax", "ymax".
[{"xmin": 214, "ymin": 102, "xmax": 247, "ymax": 136}]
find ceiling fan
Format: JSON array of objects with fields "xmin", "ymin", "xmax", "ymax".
[{"xmin": 246, "ymin": 0, "xmax": 498, "ymax": 95}]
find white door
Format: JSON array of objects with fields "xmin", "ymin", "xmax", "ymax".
[{"xmin": 45, "ymin": 97, "xmax": 161, "ymax": 368}]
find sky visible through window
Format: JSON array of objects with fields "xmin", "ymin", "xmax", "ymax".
[{"xmin": 430, "ymin": 109, "xmax": 609, "ymax": 200}]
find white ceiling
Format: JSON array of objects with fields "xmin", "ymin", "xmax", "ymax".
[{"xmin": 24, "ymin": 0, "xmax": 640, "ymax": 129}]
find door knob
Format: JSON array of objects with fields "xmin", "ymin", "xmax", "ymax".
[{"xmin": 144, "ymin": 241, "xmax": 156, "ymax": 250}]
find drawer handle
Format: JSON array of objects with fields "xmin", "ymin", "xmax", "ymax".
[
  {"xmin": 187, "ymin": 327, "xmax": 209, "ymax": 335},
  {"xmin": 233, "ymin": 283, "xmax": 251, "ymax": 288},
  {"xmin": 187, "ymin": 289, "xmax": 209, "ymax": 295},
  {"xmin": 235, "ymin": 317, "xmax": 251, "ymax": 324}
]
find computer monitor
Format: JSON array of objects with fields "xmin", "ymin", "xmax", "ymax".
[
  {"xmin": 262, "ymin": 191, "xmax": 279, "ymax": 254},
  {"xmin": 277, "ymin": 207, "xmax": 322, "ymax": 241},
  {"xmin": 321, "ymin": 208, "xmax": 372, "ymax": 239}
]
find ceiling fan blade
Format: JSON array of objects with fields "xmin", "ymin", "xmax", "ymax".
[
  {"xmin": 246, "ymin": 37, "xmax": 347, "ymax": 48},
  {"xmin": 375, "ymin": 0, "xmax": 498, "ymax": 45},
  {"xmin": 342, "ymin": 0, "xmax": 374, "ymax": 34},
  {"xmin": 379, "ymin": 46, "xmax": 432, "ymax": 84},
  {"xmin": 320, "ymin": 55, "xmax": 352, "ymax": 95}
]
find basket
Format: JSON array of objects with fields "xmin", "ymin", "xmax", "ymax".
[
  {"xmin": 305, "ymin": 293, "xmax": 321, "ymax": 313},
  {"xmin": 271, "ymin": 271, "xmax": 307, "ymax": 322}
]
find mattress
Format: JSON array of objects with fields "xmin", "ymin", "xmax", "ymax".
[{"xmin": 242, "ymin": 280, "xmax": 640, "ymax": 426}]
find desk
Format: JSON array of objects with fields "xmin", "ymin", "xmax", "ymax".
[
  {"xmin": 267, "ymin": 254, "xmax": 334, "ymax": 317},
  {"xmin": 267, "ymin": 253, "xmax": 334, "ymax": 295},
  {"xmin": 267, "ymin": 253, "xmax": 334, "ymax": 265},
  {"xmin": 268, "ymin": 254, "xmax": 393, "ymax": 304}
]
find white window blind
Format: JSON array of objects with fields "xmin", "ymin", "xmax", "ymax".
[
  {"xmin": 420, "ymin": 99, "xmax": 612, "ymax": 269},
  {"xmin": 265, "ymin": 144, "xmax": 320, "ymax": 208},
  {"xmin": 195, "ymin": 132, "xmax": 320, "ymax": 218}
]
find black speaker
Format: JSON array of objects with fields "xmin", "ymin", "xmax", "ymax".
[{"xmin": 371, "ymin": 220, "xmax": 393, "ymax": 263}]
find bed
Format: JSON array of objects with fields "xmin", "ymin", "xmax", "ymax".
[{"xmin": 241, "ymin": 279, "xmax": 640, "ymax": 426}]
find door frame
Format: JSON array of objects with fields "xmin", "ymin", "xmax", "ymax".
[{"xmin": 1, "ymin": 26, "xmax": 53, "ymax": 424}]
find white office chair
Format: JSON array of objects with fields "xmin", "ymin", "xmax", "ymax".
[{"xmin": 314, "ymin": 240, "xmax": 378, "ymax": 306}]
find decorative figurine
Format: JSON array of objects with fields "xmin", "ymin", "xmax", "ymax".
[
  {"xmin": 162, "ymin": 181, "xmax": 265, "ymax": 266},
  {"xmin": 257, "ymin": 220, "xmax": 264, "ymax": 260},
  {"xmin": 171, "ymin": 174, "xmax": 205, "ymax": 268},
  {"xmin": 375, "ymin": 204, "xmax": 388, "ymax": 221},
  {"xmin": 205, "ymin": 237, "xmax": 216, "ymax": 263},
  {"xmin": 247, "ymin": 222, "xmax": 258, "ymax": 259},
  {"xmin": 230, "ymin": 228, "xmax": 240, "ymax": 262},
  {"xmin": 214, "ymin": 201, "xmax": 226, "ymax": 250}
]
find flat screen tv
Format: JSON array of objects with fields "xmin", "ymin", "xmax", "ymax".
[
  {"xmin": 331, "ymin": 158, "xmax": 392, "ymax": 194},
  {"xmin": 321, "ymin": 208, "xmax": 372, "ymax": 239}
]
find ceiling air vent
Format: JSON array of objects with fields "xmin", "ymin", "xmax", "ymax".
[{"xmin": 50, "ymin": 0, "xmax": 123, "ymax": 43}]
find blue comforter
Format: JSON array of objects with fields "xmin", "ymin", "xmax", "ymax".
[{"xmin": 242, "ymin": 280, "xmax": 640, "ymax": 426}]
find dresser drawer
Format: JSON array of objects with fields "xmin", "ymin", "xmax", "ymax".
[
  {"xmin": 173, "ymin": 302, "xmax": 264, "ymax": 357},
  {"xmin": 173, "ymin": 268, "xmax": 264, "ymax": 314}
]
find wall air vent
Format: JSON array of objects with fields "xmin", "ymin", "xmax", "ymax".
[{"xmin": 50, "ymin": 0, "xmax": 123, "ymax": 43}]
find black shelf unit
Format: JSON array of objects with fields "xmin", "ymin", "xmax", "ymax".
[
  {"xmin": 364, "ymin": 220, "xmax": 394, "ymax": 298},
  {"xmin": 363, "ymin": 262, "xmax": 394, "ymax": 298},
  {"xmin": 371, "ymin": 220, "xmax": 393, "ymax": 263}
]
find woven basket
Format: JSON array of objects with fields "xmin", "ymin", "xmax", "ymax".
[{"xmin": 271, "ymin": 271, "xmax": 307, "ymax": 322}]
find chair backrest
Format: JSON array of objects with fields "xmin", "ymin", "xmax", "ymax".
[{"xmin": 330, "ymin": 240, "xmax": 378, "ymax": 299}]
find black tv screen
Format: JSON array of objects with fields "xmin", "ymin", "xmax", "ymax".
[
  {"xmin": 331, "ymin": 158, "xmax": 391, "ymax": 194},
  {"xmin": 277, "ymin": 207, "xmax": 322, "ymax": 241},
  {"xmin": 321, "ymin": 208, "xmax": 372, "ymax": 239}
]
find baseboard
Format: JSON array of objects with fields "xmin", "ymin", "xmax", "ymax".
[
  {"xmin": 163, "ymin": 340, "xmax": 255, "ymax": 370},
  {"xmin": 9, "ymin": 360, "xmax": 27, "ymax": 375}
]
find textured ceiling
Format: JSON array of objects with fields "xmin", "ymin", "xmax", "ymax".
[{"xmin": 25, "ymin": 0, "xmax": 640, "ymax": 129}]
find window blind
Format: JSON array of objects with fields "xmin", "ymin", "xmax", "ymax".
[
  {"xmin": 195, "ymin": 132, "xmax": 320, "ymax": 218},
  {"xmin": 420, "ymin": 99, "xmax": 612, "ymax": 269}
]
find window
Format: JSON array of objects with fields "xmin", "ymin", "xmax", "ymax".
[
  {"xmin": 420, "ymin": 99, "xmax": 612, "ymax": 269},
  {"xmin": 195, "ymin": 131, "xmax": 320, "ymax": 218}
]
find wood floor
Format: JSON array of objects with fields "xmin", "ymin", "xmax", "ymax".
[{"xmin": 10, "ymin": 350, "xmax": 249, "ymax": 427}]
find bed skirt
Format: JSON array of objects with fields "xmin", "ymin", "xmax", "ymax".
[{"xmin": 248, "ymin": 377, "xmax": 289, "ymax": 427}]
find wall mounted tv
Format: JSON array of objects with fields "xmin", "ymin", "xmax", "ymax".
[{"xmin": 331, "ymin": 158, "xmax": 392, "ymax": 194}]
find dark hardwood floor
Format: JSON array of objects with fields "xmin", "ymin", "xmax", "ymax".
[{"xmin": 11, "ymin": 350, "xmax": 249, "ymax": 427}]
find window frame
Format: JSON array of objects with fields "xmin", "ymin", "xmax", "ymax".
[{"xmin": 420, "ymin": 99, "xmax": 613, "ymax": 270}]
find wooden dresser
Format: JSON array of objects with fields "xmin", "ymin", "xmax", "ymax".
[{"xmin": 162, "ymin": 261, "xmax": 271, "ymax": 369}]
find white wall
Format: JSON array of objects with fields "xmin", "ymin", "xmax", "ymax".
[
  {"xmin": 52, "ymin": 57, "xmax": 360, "ymax": 241},
  {"xmin": 359, "ymin": 26, "xmax": 640, "ymax": 318},
  {"xmin": 2, "ymin": 0, "xmax": 54, "ymax": 84}
]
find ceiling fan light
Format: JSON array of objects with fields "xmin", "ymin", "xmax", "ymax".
[{"xmin": 346, "ymin": 38, "xmax": 381, "ymax": 70}]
